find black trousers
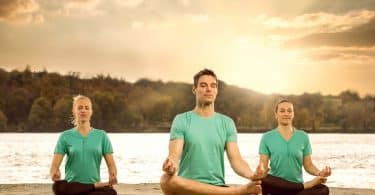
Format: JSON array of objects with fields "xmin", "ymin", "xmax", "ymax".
[
  {"xmin": 52, "ymin": 180, "xmax": 117, "ymax": 195},
  {"xmin": 261, "ymin": 175, "xmax": 329, "ymax": 195}
]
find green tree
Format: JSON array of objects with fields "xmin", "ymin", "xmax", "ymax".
[
  {"xmin": 294, "ymin": 108, "xmax": 311, "ymax": 130},
  {"xmin": 321, "ymin": 98, "xmax": 341, "ymax": 127},
  {"xmin": 295, "ymin": 93, "xmax": 324, "ymax": 131},
  {"xmin": 0, "ymin": 69, "xmax": 7, "ymax": 107},
  {"xmin": 341, "ymin": 99, "xmax": 375, "ymax": 131},
  {"xmin": 53, "ymin": 96, "xmax": 73, "ymax": 130},
  {"xmin": 40, "ymin": 73, "xmax": 70, "ymax": 104},
  {"xmin": 0, "ymin": 68, "xmax": 7, "ymax": 86},
  {"xmin": 91, "ymin": 91, "xmax": 127, "ymax": 131},
  {"xmin": 339, "ymin": 90, "xmax": 360, "ymax": 104},
  {"xmin": 121, "ymin": 104, "xmax": 143, "ymax": 129},
  {"xmin": 1, "ymin": 67, "xmax": 374, "ymax": 133},
  {"xmin": 127, "ymin": 86, "xmax": 163, "ymax": 127},
  {"xmin": 0, "ymin": 110, "xmax": 7, "ymax": 131},
  {"xmin": 4, "ymin": 88, "xmax": 33, "ymax": 128},
  {"xmin": 28, "ymin": 97, "xmax": 53, "ymax": 131},
  {"xmin": 259, "ymin": 102, "xmax": 275, "ymax": 129},
  {"xmin": 148, "ymin": 96, "xmax": 173, "ymax": 125}
]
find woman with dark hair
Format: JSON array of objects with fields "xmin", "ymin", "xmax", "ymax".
[
  {"xmin": 258, "ymin": 99, "xmax": 331, "ymax": 195},
  {"xmin": 50, "ymin": 95, "xmax": 117, "ymax": 195}
]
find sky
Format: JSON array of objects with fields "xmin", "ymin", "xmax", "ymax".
[{"xmin": 0, "ymin": 0, "xmax": 374, "ymax": 96}]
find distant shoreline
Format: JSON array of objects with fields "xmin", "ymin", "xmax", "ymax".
[{"xmin": 1, "ymin": 184, "xmax": 375, "ymax": 195}]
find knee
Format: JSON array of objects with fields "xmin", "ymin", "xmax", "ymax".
[
  {"xmin": 260, "ymin": 174, "xmax": 272, "ymax": 185},
  {"xmin": 160, "ymin": 173, "xmax": 179, "ymax": 192},
  {"xmin": 52, "ymin": 181, "xmax": 66, "ymax": 195},
  {"xmin": 314, "ymin": 184, "xmax": 329, "ymax": 195},
  {"xmin": 320, "ymin": 185, "xmax": 329, "ymax": 195},
  {"xmin": 160, "ymin": 174, "xmax": 171, "ymax": 190},
  {"xmin": 109, "ymin": 188, "xmax": 117, "ymax": 195}
]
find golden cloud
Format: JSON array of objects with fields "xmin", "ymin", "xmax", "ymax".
[{"xmin": 0, "ymin": 0, "xmax": 42, "ymax": 24}]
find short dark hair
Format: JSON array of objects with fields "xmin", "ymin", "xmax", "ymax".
[
  {"xmin": 275, "ymin": 99, "xmax": 293, "ymax": 113},
  {"xmin": 193, "ymin": 68, "xmax": 217, "ymax": 87}
]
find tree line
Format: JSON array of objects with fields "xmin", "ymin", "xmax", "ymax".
[{"xmin": 0, "ymin": 66, "xmax": 374, "ymax": 133}]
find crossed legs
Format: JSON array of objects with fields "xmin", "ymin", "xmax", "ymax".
[{"xmin": 160, "ymin": 174, "xmax": 261, "ymax": 195}]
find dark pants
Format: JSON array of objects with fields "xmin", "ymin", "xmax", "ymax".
[
  {"xmin": 261, "ymin": 175, "xmax": 329, "ymax": 195},
  {"xmin": 52, "ymin": 180, "xmax": 117, "ymax": 195}
]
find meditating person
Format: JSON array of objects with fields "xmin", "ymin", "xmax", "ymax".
[
  {"xmin": 259, "ymin": 99, "xmax": 331, "ymax": 195},
  {"xmin": 50, "ymin": 95, "xmax": 118, "ymax": 195},
  {"xmin": 160, "ymin": 69, "xmax": 265, "ymax": 195}
]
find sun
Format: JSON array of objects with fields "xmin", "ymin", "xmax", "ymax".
[{"xmin": 214, "ymin": 37, "xmax": 299, "ymax": 94}]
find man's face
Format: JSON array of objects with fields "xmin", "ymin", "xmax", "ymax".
[{"xmin": 193, "ymin": 75, "xmax": 218, "ymax": 105}]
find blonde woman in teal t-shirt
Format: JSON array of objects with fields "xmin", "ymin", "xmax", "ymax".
[
  {"xmin": 49, "ymin": 95, "xmax": 117, "ymax": 195},
  {"xmin": 259, "ymin": 99, "xmax": 331, "ymax": 195}
]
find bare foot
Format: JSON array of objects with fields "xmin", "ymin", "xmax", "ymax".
[
  {"xmin": 236, "ymin": 181, "xmax": 262, "ymax": 194},
  {"xmin": 94, "ymin": 182, "xmax": 110, "ymax": 189},
  {"xmin": 303, "ymin": 176, "xmax": 327, "ymax": 189}
]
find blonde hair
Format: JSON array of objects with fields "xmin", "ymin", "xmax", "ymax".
[{"xmin": 71, "ymin": 95, "xmax": 92, "ymax": 126}]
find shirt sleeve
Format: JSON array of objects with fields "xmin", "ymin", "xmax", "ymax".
[
  {"xmin": 170, "ymin": 114, "xmax": 185, "ymax": 140},
  {"xmin": 259, "ymin": 134, "xmax": 270, "ymax": 156},
  {"xmin": 102, "ymin": 132, "xmax": 113, "ymax": 155},
  {"xmin": 54, "ymin": 133, "xmax": 67, "ymax": 155},
  {"xmin": 303, "ymin": 133, "xmax": 312, "ymax": 156},
  {"xmin": 226, "ymin": 118, "xmax": 237, "ymax": 143}
]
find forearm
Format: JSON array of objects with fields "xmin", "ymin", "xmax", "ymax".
[
  {"xmin": 304, "ymin": 163, "xmax": 320, "ymax": 176},
  {"xmin": 50, "ymin": 154, "xmax": 64, "ymax": 181},
  {"xmin": 303, "ymin": 155, "xmax": 322, "ymax": 176},
  {"xmin": 231, "ymin": 159, "xmax": 253, "ymax": 179},
  {"xmin": 167, "ymin": 153, "xmax": 180, "ymax": 164},
  {"xmin": 167, "ymin": 140, "xmax": 183, "ymax": 165},
  {"xmin": 50, "ymin": 154, "xmax": 63, "ymax": 174},
  {"xmin": 50, "ymin": 164, "xmax": 59, "ymax": 175},
  {"xmin": 104, "ymin": 154, "xmax": 117, "ymax": 175},
  {"xmin": 108, "ymin": 163, "xmax": 117, "ymax": 175}
]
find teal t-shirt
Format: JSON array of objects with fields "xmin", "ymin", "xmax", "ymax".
[
  {"xmin": 54, "ymin": 128, "xmax": 113, "ymax": 184},
  {"xmin": 259, "ymin": 128, "xmax": 312, "ymax": 183},
  {"xmin": 170, "ymin": 111, "xmax": 237, "ymax": 185}
]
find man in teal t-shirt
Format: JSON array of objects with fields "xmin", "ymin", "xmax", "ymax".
[
  {"xmin": 160, "ymin": 69, "xmax": 265, "ymax": 195},
  {"xmin": 170, "ymin": 111, "xmax": 237, "ymax": 185}
]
